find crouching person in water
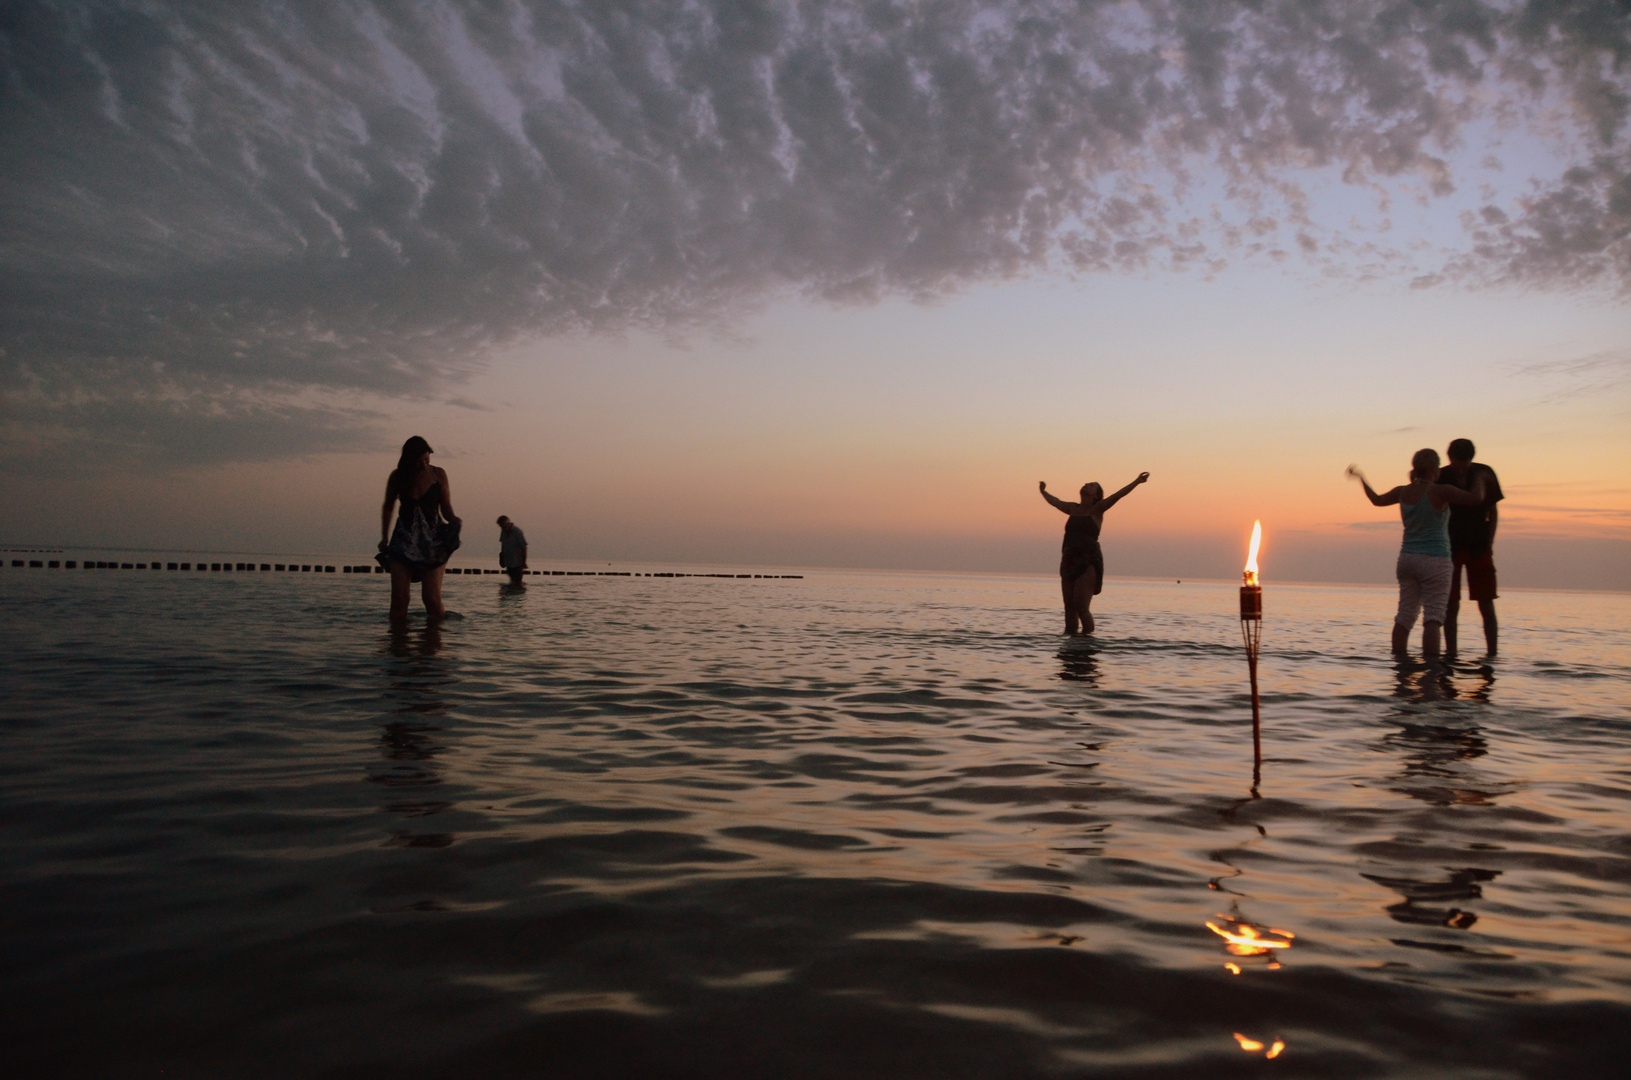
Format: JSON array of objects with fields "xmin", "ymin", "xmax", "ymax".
[
  {"xmin": 1039, "ymin": 472, "xmax": 1150, "ymax": 634},
  {"xmin": 1348, "ymin": 449, "xmax": 1485, "ymax": 658},
  {"xmin": 497, "ymin": 516, "xmax": 528, "ymax": 585}
]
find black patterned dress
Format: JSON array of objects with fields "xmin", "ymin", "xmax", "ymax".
[
  {"xmin": 378, "ymin": 481, "xmax": 461, "ymax": 582},
  {"xmin": 1060, "ymin": 513, "xmax": 1104, "ymax": 595}
]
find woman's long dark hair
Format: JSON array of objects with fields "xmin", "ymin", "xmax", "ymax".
[{"xmin": 393, "ymin": 436, "xmax": 433, "ymax": 495}]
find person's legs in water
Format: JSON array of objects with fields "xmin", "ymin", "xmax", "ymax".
[
  {"xmin": 1467, "ymin": 553, "xmax": 1498, "ymax": 656},
  {"xmin": 1061, "ymin": 576, "xmax": 1080, "ymax": 634},
  {"xmin": 507, "ymin": 567, "xmax": 525, "ymax": 586},
  {"xmin": 1448, "ymin": 551, "xmax": 1499, "ymax": 657},
  {"xmin": 1393, "ymin": 557, "xmax": 1420, "ymax": 655},
  {"xmin": 1418, "ymin": 556, "xmax": 1452, "ymax": 659},
  {"xmin": 1477, "ymin": 598, "xmax": 1498, "ymax": 655},
  {"xmin": 1074, "ymin": 568, "xmax": 1099, "ymax": 634},
  {"xmin": 1444, "ymin": 560, "xmax": 1465, "ymax": 656},
  {"xmin": 420, "ymin": 565, "xmax": 447, "ymax": 621},
  {"xmin": 389, "ymin": 562, "xmax": 412, "ymax": 620}
]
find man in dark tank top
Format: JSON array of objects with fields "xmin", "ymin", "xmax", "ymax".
[{"xmin": 1439, "ymin": 438, "xmax": 1504, "ymax": 656}]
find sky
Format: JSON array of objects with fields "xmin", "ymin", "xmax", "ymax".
[{"xmin": 2, "ymin": 0, "xmax": 1628, "ymax": 587}]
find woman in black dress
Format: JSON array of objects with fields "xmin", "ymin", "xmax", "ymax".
[
  {"xmin": 379, "ymin": 436, "xmax": 461, "ymax": 620},
  {"xmin": 1039, "ymin": 472, "xmax": 1149, "ymax": 634}
]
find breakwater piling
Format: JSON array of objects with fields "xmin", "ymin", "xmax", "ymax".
[{"xmin": 7, "ymin": 559, "xmax": 802, "ymax": 579}]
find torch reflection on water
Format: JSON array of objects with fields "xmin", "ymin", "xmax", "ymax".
[
  {"xmin": 1211, "ymin": 914, "xmax": 1292, "ymax": 1057},
  {"xmin": 1234, "ymin": 1033, "xmax": 1287, "ymax": 1058},
  {"xmin": 1207, "ymin": 917, "xmax": 1294, "ymax": 958}
]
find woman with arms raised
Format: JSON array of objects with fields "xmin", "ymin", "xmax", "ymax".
[
  {"xmin": 1348, "ymin": 449, "xmax": 1485, "ymax": 658},
  {"xmin": 1039, "ymin": 472, "xmax": 1150, "ymax": 634},
  {"xmin": 378, "ymin": 436, "xmax": 462, "ymax": 621}
]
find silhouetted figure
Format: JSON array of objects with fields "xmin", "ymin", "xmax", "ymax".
[
  {"xmin": 497, "ymin": 515, "xmax": 528, "ymax": 585},
  {"xmin": 1438, "ymin": 438, "xmax": 1504, "ymax": 657},
  {"xmin": 1040, "ymin": 472, "xmax": 1149, "ymax": 634},
  {"xmin": 378, "ymin": 436, "xmax": 461, "ymax": 620},
  {"xmin": 1348, "ymin": 450, "xmax": 1484, "ymax": 658}
]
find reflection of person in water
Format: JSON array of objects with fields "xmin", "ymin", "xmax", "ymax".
[
  {"xmin": 1348, "ymin": 451, "xmax": 1484, "ymax": 658},
  {"xmin": 1056, "ymin": 642, "xmax": 1100, "ymax": 685},
  {"xmin": 1361, "ymin": 867, "xmax": 1495, "ymax": 930},
  {"xmin": 1385, "ymin": 661, "xmax": 1500, "ymax": 807},
  {"xmin": 1040, "ymin": 473, "xmax": 1149, "ymax": 634},
  {"xmin": 378, "ymin": 436, "xmax": 462, "ymax": 621},
  {"xmin": 376, "ymin": 621, "xmax": 454, "ymax": 852}
]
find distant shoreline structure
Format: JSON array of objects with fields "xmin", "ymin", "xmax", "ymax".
[
  {"xmin": 3, "ymin": 557, "xmax": 1625, "ymax": 594},
  {"xmin": 3, "ymin": 558, "xmax": 800, "ymax": 579}
]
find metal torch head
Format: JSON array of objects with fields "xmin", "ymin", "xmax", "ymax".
[{"xmin": 1239, "ymin": 585, "xmax": 1262, "ymax": 620}]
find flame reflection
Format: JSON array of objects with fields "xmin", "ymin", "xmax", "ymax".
[
  {"xmin": 1206, "ymin": 917, "xmax": 1293, "ymax": 955},
  {"xmin": 1233, "ymin": 1033, "xmax": 1286, "ymax": 1058}
]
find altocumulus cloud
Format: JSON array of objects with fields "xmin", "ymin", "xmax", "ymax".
[{"xmin": 3, "ymin": 0, "xmax": 1629, "ymax": 465}]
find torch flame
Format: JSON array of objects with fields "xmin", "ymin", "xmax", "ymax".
[{"xmin": 1243, "ymin": 520, "xmax": 1261, "ymax": 586}]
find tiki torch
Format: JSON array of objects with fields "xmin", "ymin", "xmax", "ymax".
[{"xmin": 1240, "ymin": 521, "xmax": 1263, "ymax": 789}]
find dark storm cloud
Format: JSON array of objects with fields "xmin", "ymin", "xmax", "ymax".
[{"xmin": 3, "ymin": 0, "xmax": 1629, "ymax": 463}]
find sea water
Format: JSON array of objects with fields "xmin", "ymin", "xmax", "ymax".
[{"xmin": 3, "ymin": 561, "xmax": 1629, "ymax": 1078}]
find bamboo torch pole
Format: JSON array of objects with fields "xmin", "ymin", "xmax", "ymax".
[{"xmin": 1240, "ymin": 521, "xmax": 1263, "ymax": 793}]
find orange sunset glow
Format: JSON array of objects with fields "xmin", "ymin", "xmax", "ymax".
[{"xmin": 3, "ymin": 6, "xmax": 1629, "ymax": 1077}]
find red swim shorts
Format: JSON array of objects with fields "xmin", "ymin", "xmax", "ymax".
[{"xmin": 1451, "ymin": 550, "xmax": 1498, "ymax": 601}]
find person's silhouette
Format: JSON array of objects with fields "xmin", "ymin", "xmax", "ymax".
[
  {"xmin": 1039, "ymin": 472, "xmax": 1149, "ymax": 634},
  {"xmin": 378, "ymin": 436, "xmax": 461, "ymax": 621}
]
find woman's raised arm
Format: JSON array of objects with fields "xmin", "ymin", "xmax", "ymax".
[
  {"xmin": 1096, "ymin": 472, "xmax": 1150, "ymax": 513},
  {"xmin": 1433, "ymin": 475, "xmax": 1487, "ymax": 508},
  {"xmin": 1039, "ymin": 481, "xmax": 1079, "ymax": 514},
  {"xmin": 1347, "ymin": 465, "xmax": 1401, "ymax": 506}
]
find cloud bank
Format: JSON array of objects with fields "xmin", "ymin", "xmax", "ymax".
[{"xmin": 3, "ymin": 0, "xmax": 1629, "ymax": 462}]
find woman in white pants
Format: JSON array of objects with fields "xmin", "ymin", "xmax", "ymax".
[{"xmin": 1348, "ymin": 449, "xmax": 1486, "ymax": 658}]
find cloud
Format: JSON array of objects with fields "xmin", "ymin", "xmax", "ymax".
[
  {"xmin": 1, "ymin": 360, "xmax": 387, "ymax": 475},
  {"xmin": 1450, "ymin": 152, "xmax": 1631, "ymax": 289},
  {"xmin": 3, "ymin": 1, "xmax": 1629, "ymax": 462},
  {"xmin": 1511, "ymin": 346, "xmax": 1631, "ymax": 402}
]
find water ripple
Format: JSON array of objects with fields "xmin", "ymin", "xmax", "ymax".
[{"xmin": 2, "ymin": 568, "xmax": 1628, "ymax": 1076}]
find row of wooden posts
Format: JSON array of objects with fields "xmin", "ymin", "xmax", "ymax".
[{"xmin": 5, "ymin": 558, "xmax": 800, "ymax": 579}]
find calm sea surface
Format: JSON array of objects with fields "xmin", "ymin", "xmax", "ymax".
[{"xmin": 4, "ymin": 558, "xmax": 1630, "ymax": 1078}]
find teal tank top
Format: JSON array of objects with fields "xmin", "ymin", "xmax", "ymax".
[{"xmin": 1400, "ymin": 495, "xmax": 1450, "ymax": 557}]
